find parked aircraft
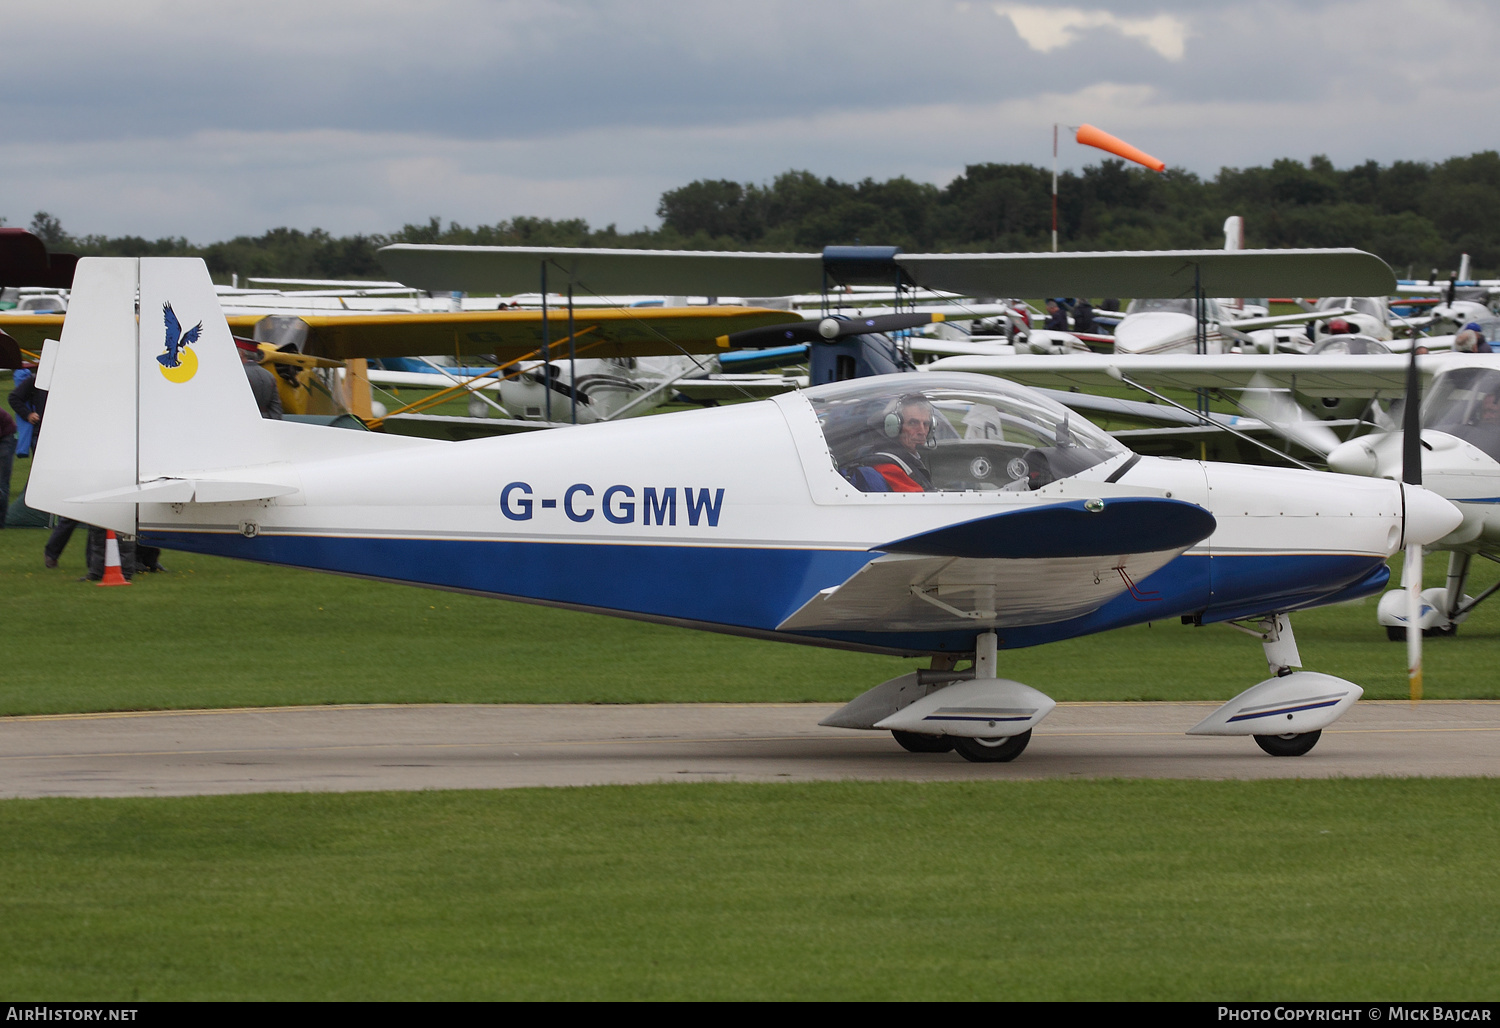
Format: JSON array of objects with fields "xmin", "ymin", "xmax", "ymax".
[{"xmin": 27, "ymin": 256, "xmax": 1461, "ymax": 762}]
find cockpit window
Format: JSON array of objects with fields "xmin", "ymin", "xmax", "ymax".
[
  {"xmin": 1128, "ymin": 298, "xmax": 1194, "ymax": 316},
  {"xmin": 1424, "ymin": 368, "xmax": 1500, "ymax": 461},
  {"xmin": 1124, "ymin": 298, "xmax": 1226, "ymax": 321},
  {"xmin": 803, "ymin": 373, "xmax": 1127, "ymax": 492},
  {"xmin": 1316, "ymin": 296, "xmax": 1383, "ymax": 319},
  {"xmin": 1308, "ymin": 335, "xmax": 1391, "ymax": 355}
]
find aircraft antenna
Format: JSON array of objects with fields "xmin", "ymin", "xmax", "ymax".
[{"xmin": 540, "ymin": 262, "xmax": 551, "ymax": 423}]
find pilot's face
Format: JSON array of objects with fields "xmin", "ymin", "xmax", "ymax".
[{"xmin": 899, "ymin": 404, "xmax": 933, "ymax": 450}]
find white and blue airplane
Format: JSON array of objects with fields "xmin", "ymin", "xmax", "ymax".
[{"xmin": 28, "ymin": 257, "xmax": 1462, "ymax": 762}]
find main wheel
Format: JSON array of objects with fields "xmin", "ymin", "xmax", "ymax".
[
  {"xmin": 1254, "ymin": 729, "xmax": 1321, "ymax": 757},
  {"xmin": 891, "ymin": 730, "xmax": 955, "ymax": 754},
  {"xmin": 952, "ymin": 729, "xmax": 1032, "ymax": 763}
]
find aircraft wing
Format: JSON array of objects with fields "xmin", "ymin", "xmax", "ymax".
[
  {"xmin": 9, "ymin": 307, "xmax": 806, "ymax": 363},
  {"xmin": 380, "ymin": 244, "xmax": 1396, "ymax": 300},
  {"xmin": 0, "ymin": 313, "xmax": 65, "ymax": 353},
  {"xmin": 1225, "ymin": 308, "xmax": 1353, "ymax": 332},
  {"xmin": 233, "ymin": 307, "xmax": 807, "ymax": 361},
  {"xmin": 922, "ymin": 353, "xmax": 1449, "ymax": 398},
  {"xmin": 778, "ymin": 497, "xmax": 1215, "ymax": 633}
]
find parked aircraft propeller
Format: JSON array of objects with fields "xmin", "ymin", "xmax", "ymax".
[
  {"xmin": 715, "ymin": 311, "xmax": 951, "ymax": 350},
  {"xmin": 1234, "ymin": 374, "xmax": 1344, "ymax": 458},
  {"xmin": 1402, "ymin": 342, "xmax": 1425, "ymax": 702}
]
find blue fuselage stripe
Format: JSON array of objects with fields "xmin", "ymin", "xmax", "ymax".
[
  {"xmin": 140, "ymin": 530, "xmax": 1388, "ymax": 655},
  {"xmin": 1226, "ymin": 698, "xmax": 1343, "ymax": 723}
]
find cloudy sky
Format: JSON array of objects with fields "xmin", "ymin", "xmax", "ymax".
[{"xmin": 3, "ymin": 0, "xmax": 1494, "ymax": 242}]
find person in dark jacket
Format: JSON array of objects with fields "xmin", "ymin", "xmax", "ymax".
[
  {"xmin": 1072, "ymin": 298, "xmax": 1096, "ymax": 334},
  {"xmin": 240, "ymin": 343, "xmax": 284, "ymax": 418},
  {"xmin": 0, "ymin": 406, "xmax": 14, "ymax": 523},
  {"xmin": 10, "ymin": 368, "xmax": 81, "ymax": 566}
]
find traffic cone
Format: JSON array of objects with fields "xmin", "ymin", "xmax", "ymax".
[{"xmin": 98, "ymin": 530, "xmax": 132, "ymax": 587}]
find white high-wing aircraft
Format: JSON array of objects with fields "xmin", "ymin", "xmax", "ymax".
[
  {"xmin": 1094, "ymin": 217, "xmax": 1346, "ymax": 356},
  {"xmin": 924, "ymin": 350, "xmax": 1500, "ymax": 641},
  {"xmin": 369, "ymin": 353, "xmax": 806, "ymax": 428},
  {"xmin": 28, "ymin": 257, "xmax": 1463, "ymax": 762},
  {"xmin": 1109, "ymin": 296, "xmax": 1358, "ymax": 356}
]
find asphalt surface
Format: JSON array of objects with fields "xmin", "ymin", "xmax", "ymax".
[{"xmin": 2, "ymin": 700, "xmax": 1498, "ymax": 798}]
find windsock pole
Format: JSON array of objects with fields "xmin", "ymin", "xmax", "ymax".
[{"xmin": 98, "ymin": 530, "xmax": 131, "ymax": 587}]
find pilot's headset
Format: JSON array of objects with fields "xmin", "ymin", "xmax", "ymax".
[{"xmin": 883, "ymin": 395, "xmax": 938, "ymax": 448}]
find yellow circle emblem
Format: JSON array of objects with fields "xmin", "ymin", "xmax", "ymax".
[{"xmin": 159, "ymin": 347, "xmax": 198, "ymax": 383}]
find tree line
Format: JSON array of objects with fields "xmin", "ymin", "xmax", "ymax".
[{"xmin": 16, "ymin": 151, "xmax": 1500, "ymax": 285}]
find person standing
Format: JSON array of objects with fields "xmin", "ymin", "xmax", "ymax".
[
  {"xmin": 10, "ymin": 365, "xmax": 79, "ymax": 566},
  {"xmin": 0, "ymin": 406, "xmax": 14, "ymax": 524},
  {"xmin": 240, "ymin": 343, "xmax": 284, "ymax": 419},
  {"xmin": 1073, "ymin": 298, "xmax": 1096, "ymax": 334}
]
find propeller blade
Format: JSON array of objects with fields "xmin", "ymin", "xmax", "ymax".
[
  {"xmin": 1406, "ymin": 539, "xmax": 1424, "ymax": 703},
  {"xmin": 1237, "ymin": 374, "xmax": 1342, "ymax": 457},
  {"xmin": 1402, "ymin": 345, "xmax": 1422, "ymax": 487},
  {"xmin": 1402, "ymin": 343, "xmax": 1423, "ymax": 703},
  {"xmin": 717, "ymin": 311, "xmax": 949, "ymax": 350}
]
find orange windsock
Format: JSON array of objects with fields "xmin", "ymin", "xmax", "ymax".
[{"xmin": 1075, "ymin": 124, "xmax": 1166, "ymax": 173}]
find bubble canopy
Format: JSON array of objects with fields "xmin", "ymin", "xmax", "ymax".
[
  {"xmin": 1424, "ymin": 367, "xmax": 1500, "ymax": 462},
  {"xmin": 801, "ymin": 372, "xmax": 1128, "ymax": 492}
]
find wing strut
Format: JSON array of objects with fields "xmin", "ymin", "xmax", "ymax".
[{"xmin": 1103, "ymin": 366, "xmax": 1320, "ymax": 471}]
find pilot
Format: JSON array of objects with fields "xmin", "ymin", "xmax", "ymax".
[
  {"xmin": 843, "ymin": 395, "xmax": 936, "ymax": 492},
  {"xmin": 1044, "ymin": 300, "xmax": 1069, "ymax": 332},
  {"xmin": 1326, "ymin": 317, "xmax": 1352, "ymax": 335},
  {"xmin": 1479, "ymin": 391, "xmax": 1500, "ymax": 425},
  {"xmin": 1455, "ymin": 323, "xmax": 1493, "ymax": 354}
]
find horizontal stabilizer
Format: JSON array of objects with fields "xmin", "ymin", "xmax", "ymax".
[
  {"xmin": 67, "ymin": 478, "xmax": 299, "ymax": 504},
  {"xmin": 876, "ymin": 497, "xmax": 1216, "ymax": 560}
]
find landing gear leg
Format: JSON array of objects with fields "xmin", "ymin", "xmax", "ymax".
[
  {"xmin": 1444, "ymin": 551, "xmax": 1472, "ymax": 629},
  {"xmin": 1259, "ymin": 612, "xmax": 1301, "ymax": 677},
  {"xmin": 1208, "ymin": 614, "xmax": 1335, "ymax": 755},
  {"xmin": 951, "ymin": 631, "xmax": 1033, "ymax": 764}
]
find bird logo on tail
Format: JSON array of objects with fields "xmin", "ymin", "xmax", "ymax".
[{"xmin": 157, "ymin": 302, "xmax": 203, "ymax": 383}]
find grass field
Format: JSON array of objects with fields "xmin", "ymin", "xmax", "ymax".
[
  {"xmin": 3, "ymin": 451, "xmax": 1498, "ymax": 715},
  {"xmin": 3, "ymin": 780, "xmax": 1497, "ymax": 1001}
]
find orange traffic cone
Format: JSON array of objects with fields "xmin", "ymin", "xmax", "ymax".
[{"xmin": 98, "ymin": 530, "xmax": 132, "ymax": 587}]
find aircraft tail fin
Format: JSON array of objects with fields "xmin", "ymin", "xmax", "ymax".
[
  {"xmin": 1223, "ymin": 216, "xmax": 1245, "ymax": 252},
  {"xmin": 27, "ymin": 257, "xmax": 276, "ymax": 533}
]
